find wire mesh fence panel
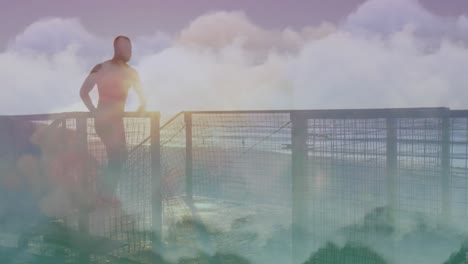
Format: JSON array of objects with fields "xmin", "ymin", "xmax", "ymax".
[
  {"xmin": 85, "ymin": 115, "xmax": 154, "ymax": 263},
  {"xmin": 450, "ymin": 116, "xmax": 468, "ymax": 232},
  {"xmin": 159, "ymin": 113, "xmax": 187, "ymax": 245},
  {"xmin": 5, "ymin": 108, "xmax": 468, "ymax": 264},
  {"xmin": 395, "ymin": 118, "xmax": 444, "ymax": 218},
  {"xmin": 0, "ymin": 113, "xmax": 158, "ymax": 264},
  {"xmin": 191, "ymin": 113, "xmax": 292, "ymax": 206},
  {"xmin": 303, "ymin": 118, "xmax": 389, "ymax": 263},
  {"xmin": 159, "ymin": 112, "xmax": 293, "ymax": 263},
  {"xmin": 298, "ymin": 110, "xmax": 459, "ymax": 264},
  {"xmin": 0, "ymin": 116, "xmax": 81, "ymax": 262},
  {"xmin": 0, "ymin": 117, "xmax": 79, "ymax": 261}
]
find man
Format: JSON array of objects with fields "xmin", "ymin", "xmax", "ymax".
[{"xmin": 80, "ymin": 36, "xmax": 146, "ymax": 202}]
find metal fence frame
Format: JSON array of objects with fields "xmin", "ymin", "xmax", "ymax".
[
  {"xmin": 0, "ymin": 111, "xmax": 161, "ymax": 263},
  {"xmin": 5, "ymin": 107, "xmax": 468, "ymax": 263},
  {"xmin": 178, "ymin": 107, "xmax": 463, "ymax": 263}
]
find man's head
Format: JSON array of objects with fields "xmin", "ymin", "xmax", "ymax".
[{"xmin": 113, "ymin": 36, "xmax": 132, "ymax": 62}]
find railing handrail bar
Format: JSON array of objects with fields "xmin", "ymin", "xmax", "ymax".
[
  {"xmin": 187, "ymin": 107, "xmax": 450, "ymax": 118},
  {"xmin": 449, "ymin": 110, "xmax": 468, "ymax": 118},
  {"xmin": 0, "ymin": 111, "xmax": 159, "ymax": 121},
  {"xmin": 0, "ymin": 108, "xmax": 461, "ymax": 121}
]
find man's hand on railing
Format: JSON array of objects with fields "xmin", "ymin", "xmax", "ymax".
[{"xmin": 137, "ymin": 104, "xmax": 147, "ymax": 114}]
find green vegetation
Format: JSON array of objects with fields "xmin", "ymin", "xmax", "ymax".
[
  {"xmin": 178, "ymin": 253, "xmax": 250, "ymax": 264},
  {"xmin": 443, "ymin": 241, "xmax": 468, "ymax": 264},
  {"xmin": 304, "ymin": 242, "xmax": 388, "ymax": 264},
  {"xmin": 341, "ymin": 206, "xmax": 394, "ymax": 238}
]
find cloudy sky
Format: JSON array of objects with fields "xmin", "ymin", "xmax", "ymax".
[{"xmin": 2, "ymin": 0, "xmax": 468, "ymax": 114}]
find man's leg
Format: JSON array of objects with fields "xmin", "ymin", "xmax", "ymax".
[
  {"xmin": 100, "ymin": 119, "xmax": 127, "ymax": 200},
  {"xmin": 97, "ymin": 144, "xmax": 123, "ymax": 201}
]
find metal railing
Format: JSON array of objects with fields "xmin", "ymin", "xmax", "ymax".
[
  {"xmin": 0, "ymin": 112, "xmax": 161, "ymax": 263},
  {"xmin": 161, "ymin": 108, "xmax": 468, "ymax": 264},
  {"xmin": 3, "ymin": 107, "xmax": 468, "ymax": 263}
]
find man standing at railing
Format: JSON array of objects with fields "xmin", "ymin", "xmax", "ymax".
[{"xmin": 79, "ymin": 36, "xmax": 146, "ymax": 205}]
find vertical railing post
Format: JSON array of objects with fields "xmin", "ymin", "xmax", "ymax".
[
  {"xmin": 291, "ymin": 112, "xmax": 308, "ymax": 264},
  {"xmin": 150, "ymin": 112, "xmax": 162, "ymax": 252},
  {"xmin": 185, "ymin": 112, "xmax": 193, "ymax": 202},
  {"xmin": 441, "ymin": 112, "xmax": 451, "ymax": 225},
  {"xmin": 76, "ymin": 116, "xmax": 90, "ymax": 263},
  {"xmin": 386, "ymin": 117, "xmax": 397, "ymax": 224}
]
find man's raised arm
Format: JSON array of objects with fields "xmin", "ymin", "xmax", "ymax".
[
  {"xmin": 131, "ymin": 69, "xmax": 147, "ymax": 112},
  {"xmin": 79, "ymin": 64, "xmax": 101, "ymax": 113}
]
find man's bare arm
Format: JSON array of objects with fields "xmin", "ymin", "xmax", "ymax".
[
  {"xmin": 79, "ymin": 64, "xmax": 101, "ymax": 113},
  {"xmin": 131, "ymin": 70, "xmax": 147, "ymax": 112}
]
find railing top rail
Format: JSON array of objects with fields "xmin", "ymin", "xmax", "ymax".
[
  {"xmin": 3, "ymin": 107, "xmax": 466, "ymax": 122},
  {"xmin": 187, "ymin": 107, "xmax": 450, "ymax": 119},
  {"xmin": 295, "ymin": 107, "xmax": 450, "ymax": 119},
  {"xmin": 449, "ymin": 110, "xmax": 468, "ymax": 118},
  {"xmin": 188, "ymin": 110, "xmax": 293, "ymax": 114},
  {"xmin": 0, "ymin": 111, "xmax": 160, "ymax": 121}
]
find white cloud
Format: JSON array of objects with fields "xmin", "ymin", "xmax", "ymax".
[
  {"xmin": 345, "ymin": 0, "xmax": 468, "ymax": 43},
  {"xmin": 137, "ymin": 44, "xmax": 292, "ymax": 113},
  {"xmin": 289, "ymin": 30, "xmax": 468, "ymax": 109},
  {"xmin": 3, "ymin": 1, "xmax": 468, "ymax": 116},
  {"xmin": 0, "ymin": 47, "xmax": 87, "ymax": 114},
  {"xmin": 346, "ymin": 0, "xmax": 434, "ymax": 33},
  {"xmin": 9, "ymin": 17, "xmax": 172, "ymax": 60},
  {"xmin": 133, "ymin": 32, "xmax": 173, "ymax": 60},
  {"xmin": 0, "ymin": 18, "xmax": 172, "ymax": 114},
  {"xmin": 9, "ymin": 17, "xmax": 109, "ymax": 59},
  {"xmin": 178, "ymin": 11, "xmax": 335, "ymax": 56}
]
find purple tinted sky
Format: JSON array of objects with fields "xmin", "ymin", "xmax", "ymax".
[{"xmin": 1, "ymin": 0, "xmax": 468, "ymax": 47}]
